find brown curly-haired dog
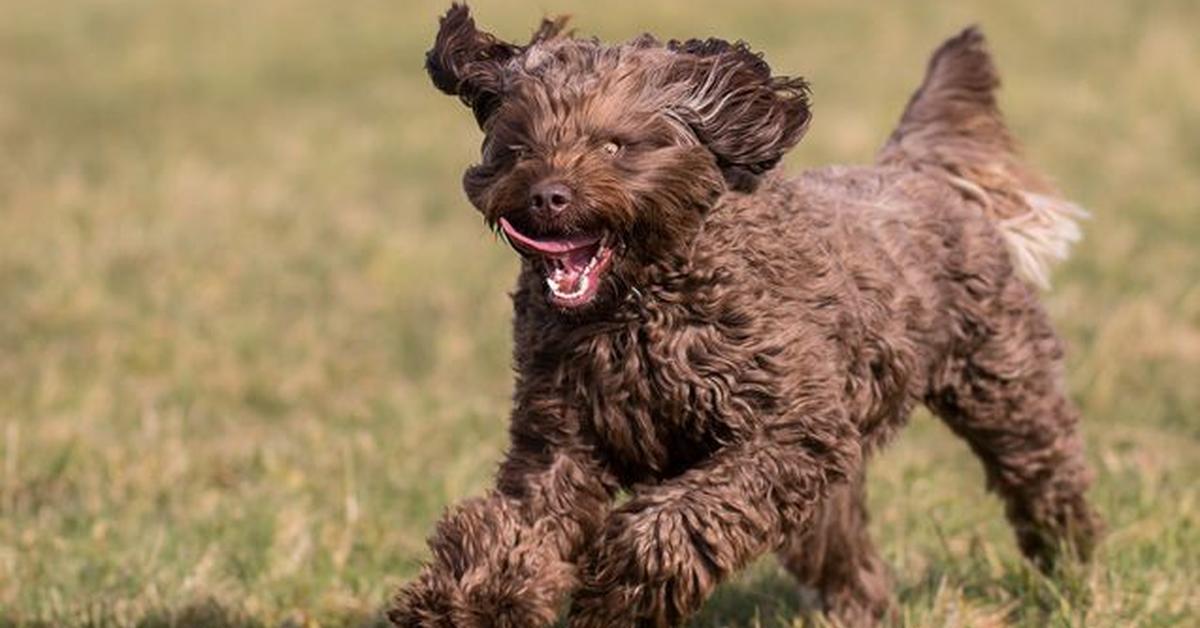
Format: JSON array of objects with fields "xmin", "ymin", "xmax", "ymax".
[{"xmin": 392, "ymin": 5, "xmax": 1102, "ymax": 626}]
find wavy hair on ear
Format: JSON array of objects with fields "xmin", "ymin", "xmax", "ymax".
[
  {"xmin": 426, "ymin": 4, "xmax": 572, "ymax": 127},
  {"xmin": 426, "ymin": 4, "xmax": 520, "ymax": 126},
  {"xmin": 666, "ymin": 38, "xmax": 812, "ymax": 191}
]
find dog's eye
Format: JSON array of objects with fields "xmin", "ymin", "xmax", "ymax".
[
  {"xmin": 601, "ymin": 141, "xmax": 622, "ymax": 156},
  {"xmin": 506, "ymin": 144, "xmax": 527, "ymax": 158}
]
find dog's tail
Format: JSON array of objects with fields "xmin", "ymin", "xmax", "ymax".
[{"xmin": 878, "ymin": 26, "xmax": 1086, "ymax": 289}]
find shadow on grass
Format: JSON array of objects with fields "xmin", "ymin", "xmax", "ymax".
[
  {"xmin": 689, "ymin": 552, "xmax": 1096, "ymax": 627},
  {"xmin": 687, "ymin": 566, "xmax": 818, "ymax": 628}
]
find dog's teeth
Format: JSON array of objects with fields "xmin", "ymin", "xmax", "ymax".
[
  {"xmin": 543, "ymin": 246, "xmax": 604, "ymax": 302},
  {"xmin": 546, "ymin": 273, "xmax": 590, "ymax": 300}
]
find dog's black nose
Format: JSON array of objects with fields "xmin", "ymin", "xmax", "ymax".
[{"xmin": 529, "ymin": 181, "xmax": 573, "ymax": 214}]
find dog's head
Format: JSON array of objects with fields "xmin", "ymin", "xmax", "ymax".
[{"xmin": 427, "ymin": 4, "xmax": 810, "ymax": 312}]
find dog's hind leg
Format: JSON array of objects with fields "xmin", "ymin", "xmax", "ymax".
[
  {"xmin": 776, "ymin": 473, "xmax": 892, "ymax": 627},
  {"xmin": 925, "ymin": 287, "xmax": 1103, "ymax": 570}
]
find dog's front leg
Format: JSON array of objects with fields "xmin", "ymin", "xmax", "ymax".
[
  {"xmin": 391, "ymin": 411, "xmax": 617, "ymax": 628},
  {"xmin": 568, "ymin": 416, "xmax": 861, "ymax": 628}
]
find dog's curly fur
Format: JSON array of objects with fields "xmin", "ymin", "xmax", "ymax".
[{"xmin": 392, "ymin": 5, "xmax": 1102, "ymax": 626}]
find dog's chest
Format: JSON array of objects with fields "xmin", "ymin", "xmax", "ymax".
[{"xmin": 553, "ymin": 313, "xmax": 782, "ymax": 484}]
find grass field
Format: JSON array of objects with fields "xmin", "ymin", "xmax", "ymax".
[{"xmin": 1, "ymin": 0, "xmax": 1198, "ymax": 626}]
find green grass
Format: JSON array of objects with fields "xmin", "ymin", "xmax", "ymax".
[{"xmin": 1, "ymin": 0, "xmax": 1197, "ymax": 625}]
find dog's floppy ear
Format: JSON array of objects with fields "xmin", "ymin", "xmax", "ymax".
[
  {"xmin": 667, "ymin": 39, "xmax": 811, "ymax": 192},
  {"xmin": 426, "ymin": 4, "xmax": 520, "ymax": 127}
]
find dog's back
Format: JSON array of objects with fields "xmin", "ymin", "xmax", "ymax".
[{"xmin": 692, "ymin": 27, "xmax": 1091, "ymax": 447}]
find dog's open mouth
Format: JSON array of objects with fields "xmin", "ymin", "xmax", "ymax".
[{"xmin": 499, "ymin": 216, "xmax": 614, "ymax": 308}]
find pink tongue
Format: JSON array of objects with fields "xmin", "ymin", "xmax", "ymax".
[
  {"xmin": 563, "ymin": 247, "xmax": 593, "ymax": 272},
  {"xmin": 499, "ymin": 217, "xmax": 600, "ymax": 256}
]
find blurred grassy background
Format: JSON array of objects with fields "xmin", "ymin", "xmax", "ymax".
[{"xmin": 1, "ymin": 0, "xmax": 1197, "ymax": 626}]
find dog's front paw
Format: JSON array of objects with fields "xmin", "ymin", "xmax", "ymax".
[
  {"xmin": 390, "ymin": 554, "xmax": 574, "ymax": 628},
  {"xmin": 388, "ymin": 571, "xmax": 462, "ymax": 628},
  {"xmin": 569, "ymin": 503, "xmax": 727, "ymax": 627},
  {"xmin": 391, "ymin": 494, "xmax": 585, "ymax": 627}
]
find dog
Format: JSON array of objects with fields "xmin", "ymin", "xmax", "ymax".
[{"xmin": 391, "ymin": 5, "xmax": 1102, "ymax": 626}]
